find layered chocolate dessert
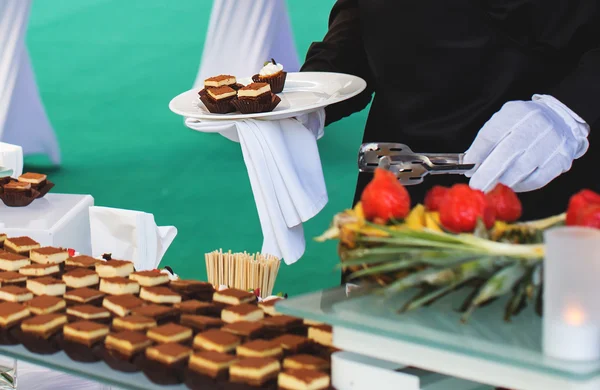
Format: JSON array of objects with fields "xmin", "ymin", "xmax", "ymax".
[
  {"xmin": 129, "ymin": 270, "xmax": 170, "ymax": 287},
  {"xmin": 102, "ymin": 294, "xmax": 144, "ymax": 316},
  {"xmin": 3, "ymin": 237, "xmax": 40, "ymax": 256},
  {"xmin": 62, "ymin": 268, "xmax": 99, "ymax": 288},
  {"xmin": 26, "ymin": 277, "xmax": 66, "ymax": 296},
  {"xmin": 193, "ymin": 329, "xmax": 240, "ymax": 353},
  {"xmin": 0, "ymin": 252, "xmax": 31, "ymax": 271},
  {"xmin": 19, "ymin": 263, "xmax": 60, "ymax": 277},
  {"xmin": 25, "ymin": 295, "xmax": 66, "ymax": 315},
  {"xmin": 64, "ymin": 287, "xmax": 105, "ymax": 306},
  {"xmin": 29, "ymin": 247, "xmax": 69, "ymax": 265},
  {"xmin": 99, "ymin": 277, "xmax": 140, "ymax": 295},
  {"xmin": 95, "ymin": 260, "xmax": 134, "ymax": 278}
]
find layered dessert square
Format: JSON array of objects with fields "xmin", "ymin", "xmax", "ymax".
[
  {"xmin": 64, "ymin": 287, "xmax": 105, "ymax": 306},
  {"xmin": 0, "ymin": 252, "xmax": 31, "ymax": 271},
  {"xmin": 102, "ymin": 294, "xmax": 144, "ymax": 317},
  {"xmin": 179, "ymin": 314, "xmax": 223, "ymax": 332},
  {"xmin": 271, "ymin": 335, "xmax": 311, "ymax": 354},
  {"xmin": 65, "ymin": 255, "xmax": 102, "ymax": 269},
  {"xmin": 129, "ymin": 271, "xmax": 169, "ymax": 287},
  {"xmin": 0, "ymin": 286, "xmax": 33, "ymax": 302},
  {"xmin": 204, "ymin": 74, "xmax": 237, "ymax": 88},
  {"xmin": 237, "ymin": 82, "xmax": 271, "ymax": 102},
  {"xmin": 95, "ymin": 260, "xmax": 134, "ymax": 278},
  {"xmin": 147, "ymin": 323, "xmax": 192, "ymax": 344},
  {"xmin": 0, "ymin": 271, "xmax": 26, "ymax": 286},
  {"xmin": 0, "ymin": 302, "xmax": 30, "ymax": 328},
  {"xmin": 236, "ymin": 339, "xmax": 283, "ymax": 359},
  {"xmin": 21, "ymin": 313, "xmax": 67, "ymax": 339},
  {"xmin": 25, "ymin": 295, "xmax": 66, "ymax": 315},
  {"xmin": 139, "ymin": 286, "xmax": 181, "ymax": 304},
  {"xmin": 3, "ymin": 237, "xmax": 39, "ymax": 256},
  {"xmin": 229, "ymin": 357, "xmax": 281, "ymax": 387},
  {"xmin": 258, "ymin": 297, "xmax": 284, "ymax": 316},
  {"xmin": 283, "ymin": 354, "xmax": 330, "ymax": 371},
  {"xmin": 99, "ymin": 277, "xmax": 139, "ymax": 295},
  {"xmin": 3, "ymin": 181, "xmax": 32, "ymax": 194},
  {"xmin": 169, "ymin": 280, "xmax": 213, "ymax": 300},
  {"xmin": 221, "ymin": 303, "xmax": 264, "ymax": 323},
  {"xmin": 67, "ymin": 304, "xmax": 111, "ymax": 322},
  {"xmin": 175, "ymin": 300, "xmax": 218, "ymax": 315},
  {"xmin": 207, "ymin": 86, "xmax": 236, "ymax": 102},
  {"xmin": 19, "ymin": 263, "xmax": 60, "ymax": 277},
  {"xmin": 213, "ymin": 288, "xmax": 256, "ymax": 306},
  {"xmin": 193, "ymin": 329, "xmax": 240, "ymax": 353},
  {"xmin": 278, "ymin": 369, "xmax": 330, "ymax": 390},
  {"xmin": 62, "ymin": 268, "xmax": 99, "ymax": 288},
  {"xmin": 64, "ymin": 321, "xmax": 109, "ymax": 347},
  {"xmin": 29, "ymin": 247, "xmax": 69, "ymax": 265},
  {"xmin": 188, "ymin": 351, "xmax": 238, "ymax": 379},
  {"xmin": 17, "ymin": 173, "xmax": 47, "ymax": 189},
  {"xmin": 105, "ymin": 330, "xmax": 152, "ymax": 358},
  {"xmin": 307, "ymin": 325, "xmax": 333, "ymax": 347},
  {"xmin": 221, "ymin": 321, "xmax": 266, "ymax": 340},
  {"xmin": 113, "ymin": 315, "xmax": 157, "ymax": 332},
  {"xmin": 131, "ymin": 304, "xmax": 179, "ymax": 324},
  {"xmin": 262, "ymin": 315, "xmax": 304, "ymax": 335},
  {"xmin": 26, "ymin": 277, "xmax": 66, "ymax": 296},
  {"xmin": 146, "ymin": 342, "xmax": 192, "ymax": 365}
]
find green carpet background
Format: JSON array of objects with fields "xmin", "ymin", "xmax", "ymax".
[{"xmin": 24, "ymin": 0, "xmax": 369, "ymax": 296}]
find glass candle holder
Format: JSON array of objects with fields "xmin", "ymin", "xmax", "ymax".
[{"xmin": 543, "ymin": 226, "xmax": 600, "ymax": 361}]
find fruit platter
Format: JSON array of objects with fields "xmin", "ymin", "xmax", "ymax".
[{"xmin": 316, "ymin": 168, "xmax": 600, "ymax": 322}]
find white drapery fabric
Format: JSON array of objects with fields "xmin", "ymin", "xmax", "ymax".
[
  {"xmin": 0, "ymin": 0, "xmax": 61, "ymax": 164},
  {"xmin": 194, "ymin": 0, "xmax": 300, "ymax": 87}
]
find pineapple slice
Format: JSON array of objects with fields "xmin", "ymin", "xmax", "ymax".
[
  {"xmin": 405, "ymin": 204, "xmax": 426, "ymax": 229},
  {"xmin": 425, "ymin": 212, "xmax": 443, "ymax": 232}
]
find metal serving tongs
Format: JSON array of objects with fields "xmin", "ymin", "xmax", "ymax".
[{"xmin": 358, "ymin": 142, "xmax": 475, "ymax": 185}]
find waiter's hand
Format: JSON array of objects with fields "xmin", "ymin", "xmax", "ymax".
[{"xmin": 464, "ymin": 95, "xmax": 590, "ymax": 193}]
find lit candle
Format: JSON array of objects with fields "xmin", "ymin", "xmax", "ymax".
[{"xmin": 543, "ymin": 227, "xmax": 600, "ymax": 362}]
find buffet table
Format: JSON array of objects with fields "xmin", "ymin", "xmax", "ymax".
[{"xmin": 277, "ymin": 287, "xmax": 600, "ymax": 390}]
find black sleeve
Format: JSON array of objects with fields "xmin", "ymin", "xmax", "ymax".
[
  {"xmin": 549, "ymin": 6, "xmax": 600, "ymax": 128},
  {"xmin": 300, "ymin": 0, "xmax": 375, "ymax": 126},
  {"xmin": 551, "ymin": 48, "xmax": 600, "ymax": 128}
]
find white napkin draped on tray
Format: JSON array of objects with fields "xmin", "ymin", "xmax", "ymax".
[
  {"xmin": 89, "ymin": 206, "xmax": 178, "ymax": 271},
  {"xmin": 185, "ymin": 109, "xmax": 327, "ymax": 265}
]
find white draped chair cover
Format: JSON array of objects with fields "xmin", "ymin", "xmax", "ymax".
[
  {"xmin": 194, "ymin": 0, "xmax": 300, "ymax": 87},
  {"xmin": 0, "ymin": 0, "xmax": 61, "ymax": 164}
]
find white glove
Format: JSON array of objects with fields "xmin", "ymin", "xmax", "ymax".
[{"xmin": 464, "ymin": 94, "xmax": 590, "ymax": 193}]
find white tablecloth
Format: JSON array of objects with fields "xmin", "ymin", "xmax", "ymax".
[{"xmin": 0, "ymin": 193, "xmax": 94, "ymax": 254}]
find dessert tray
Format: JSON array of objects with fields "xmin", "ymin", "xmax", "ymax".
[
  {"xmin": 0, "ymin": 235, "xmax": 336, "ymax": 390},
  {"xmin": 168, "ymin": 72, "xmax": 367, "ymax": 121}
]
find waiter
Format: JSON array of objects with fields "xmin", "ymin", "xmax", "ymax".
[{"xmin": 301, "ymin": 0, "xmax": 600, "ymax": 221}]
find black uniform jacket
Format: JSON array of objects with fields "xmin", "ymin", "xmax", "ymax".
[{"xmin": 301, "ymin": 0, "xmax": 600, "ymax": 220}]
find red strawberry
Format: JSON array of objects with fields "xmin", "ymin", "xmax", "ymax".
[
  {"xmin": 577, "ymin": 205, "xmax": 600, "ymax": 229},
  {"xmin": 424, "ymin": 186, "xmax": 449, "ymax": 211},
  {"xmin": 566, "ymin": 190, "xmax": 600, "ymax": 226},
  {"xmin": 68, "ymin": 248, "xmax": 76, "ymax": 257},
  {"xmin": 486, "ymin": 184, "xmax": 522, "ymax": 222},
  {"xmin": 439, "ymin": 184, "xmax": 496, "ymax": 232},
  {"xmin": 361, "ymin": 168, "xmax": 411, "ymax": 223}
]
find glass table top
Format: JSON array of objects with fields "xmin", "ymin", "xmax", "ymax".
[
  {"xmin": 0, "ymin": 344, "xmax": 186, "ymax": 390},
  {"xmin": 276, "ymin": 286, "xmax": 600, "ymax": 382}
]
